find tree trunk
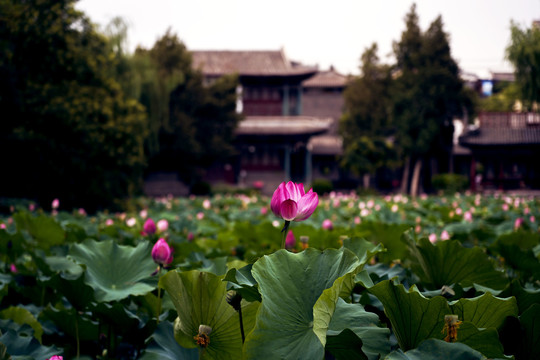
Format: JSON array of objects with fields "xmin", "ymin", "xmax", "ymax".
[
  {"xmin": 363, "ymin": 174, "xmax": 370, "ymax": 189},
  {"xmin": 400, "ymin": 156, "xmax": 411, "ymax": 194},
  {"xmin": 410, "ymin": 158, "xmax": 423, "ymax": 197}
]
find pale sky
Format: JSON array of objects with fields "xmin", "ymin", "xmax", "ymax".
[{"xmin": 76, "ymin": 0, "xmax": 540, "ymax": 78}]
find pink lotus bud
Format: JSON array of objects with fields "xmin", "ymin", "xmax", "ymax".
[
  {"xmin": 530, "ymin": 216, "xmax": 536, "ymax": 223},
  {"xmin": 322, "ymin": 219, "xmax": 333, "ymax": 230},
  {"xmin": 29, "ymin": 203, "xmax": 35, "ymax": 211},
  {"xmin": 428, "ymin": 233, "xmax": 437, "ymax": 243},
  {"xmin": 203, "ymin": 199, "xmax": 211, "ymax": 209},
  {"xmin": 391, "ymin": 204, "xmax": 398, "ymax": 212},
  {"xmin": 354, "ymin": 216, "xmax": 361, "ymax": 224},
  {"xmin": 51, "ymin": 199, "xmax": 59, "ymax": 209},
  {"xmin": 157, "ymin": 219, "xmax": 169, "ymax": 233},
  {"xmin": 187, "ymin": 232, "xmax": 194, "ymax": 242},
  {"xmin": 285, "ymin": 230, "xmax": 296, "ymax": 249},
  {"xmin": 105, "ymin": 219, "xmax": 114, "ymax": 226},
  {"xmin": 0, "ymin": 223, "xmax": 6, "ymax": 229},
  {"xmin": 464, "ymin": 211, "xmax": 472, "ymax": 222},
  {"xmin": 415, "ymin": 225, "xmax": 421, "ymax": 233},
  {"xmin": 197, "ymin": 212, "xmax": 204, "ymax": 220},
  {"xmin": 126, "ymin": 217, "xmax": 136, "ymax": 227},
  {"xmin": 9, "ymin": 263, "xmax": 17, "ymax": 273},
  {"xmin": 139, "ymin": 209, "xmax": 148, "ymax": 219},
  {"xmin": 47, "ymin": 357, "xmax": 63, "ymax": 360},
  {"xmin": 514, "ymin": 217, "xmax": 523, "ymax": 231},
  {"xmin": 440, "ymin": 230, "xmax": 450, "ymax": 241},
  {"xmin": 502, "ymin": 203, "xmax": 509, "ymax": 211},
  {"xmin": 260, "ymin": 207, "xmax": 268, "ymax": 215},
  {"xmin": 143, "ymin": 218, "xmax": 156, "ymax": 235},
  {"xmin": 270, "ymin": 181, "xmax": 318, "ymax": 222},
  {"xmin": 152, "ymin": 238, "xmax": 173, "ymax": 266},
  {"xmin": 456, "ymin": 208, "xmax": 463, "ymax": 215},
  {"xmin": 78, "ymin": 208, "xmax": 86, "ymax": 216}
]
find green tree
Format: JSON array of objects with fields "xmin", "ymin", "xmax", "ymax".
[
  {"xmin": 506, "ymin": 21, "xmax": 540, "ymax": 111},
  {"xmin": 392, "ymin": 5, "xmax": 468, "ymax": 196},
  {"xmin": 339, "ymin": 43, "xmax": 396, "ymax": 188},
  {"xmin": 0, "ymin": 0, "xmax": 147, "ymax": 211}
]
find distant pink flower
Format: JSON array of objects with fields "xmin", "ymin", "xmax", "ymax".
[
  {"xmin": 105, "ymin": 219, "xmax": 114, "ymax": 226},
  {"xmin": 354, "ymin": 216, "xmax": 361, "ymax": 225},
  {"xmin": 260, "ymin": 207, "xmax": 268, "ymax": 215},
  {"xmin": 391, "ymin": 204, "xmax": 398, "ymax": 212},
  {"xmin": 415, "ymin": 225, "xmax": 422, "ymax": 234},
  {"xmin": 0, "ymin": 223, "xmax": 6, "ymax": 230},
  {"xmin": 455, "ymin": 208, "xmax": 463, "ymax": 215},
  {"xmin": 47, "ymin": 356, "xmax": 63, "ymax": 360},
  {"xmin": 143, "ymin": 218, "xmax": 156, "ymax": 235},
  {"xmin": 139, "ymin": 209, "xmax": 148, "ymax": 219},
  {"xmin": 202, "ymin": 199, "xmax": 211, "ymax": 209},
  {"xmin": 524, "ymin": 207, "xmax": 530, "ymax": 215},
  {"xmin": 285, "ymin": 230, "xmax": 296, "ymax": 249},
  {"xmin": 322, "ymin": 219, "xmax": 333, "ymax": 230},
  {"xmin": 270, "ymin": 181, "xmax": 318, "ymax": 222},
  {"xmin": 29, "ymin": 203, "xmax": 35, "ymax": 211},
  {"xmin": 51, "ymin": 199, "xmax": 59, "ymax": 209},
  {"xmin": 514, "ymin": 217, "xmax": 523, "ymax": 231},
  {"xmin": 253, "ymin": 181, "xmax": 264, "ymax": 190},
  {"xmin": 530, "ymin": 216, "xmax": 536, "ymax": 223},
  {"xmin": 440, "ymin": 230, "xmax": 450, "ymax": 241},
  {"xmin": 78, "ymin": 208, "xmax": 86, "ymax": 216},
  {"xmin": 187, "ymin": 232, "xmax": 194, "ymax": 242},
  {"xmin": 126, "ymin": 217, "xmax": 136, "ymax": 227},
  {"xmin": 464, "ymin": 211, "xmax": 473, "ymax": 222},
  {"xmin": 157, "ymin": 219, "xmax": 169, "ymax": 233},
  {"xmin": 196, "ymin": 212, "xmax": 204, "ymax": 220},
  {"xmin": 360, "ymin": 209, "xmax": 369, "ymax": 217},
  {"xmin": 152, "ymin": 238, "xmax": 173, "ymax": 267},
  {"xmin": 502, "ymin": 203, "xmax": 509, "ymax": 211},
  {"xmin": 428, "ymin": 233, "xmax": 437, "ymax": 243},
  {"xmin": 9, "ymin": 263, "xmax": 17, "ymax": 273}
]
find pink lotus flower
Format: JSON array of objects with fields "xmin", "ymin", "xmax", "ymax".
[
  {"xmin": 143, "ymin": 218, "xmax": 156, "ymax": 235},
  {"xmin": 9, "ymin": 263, "xmax": 17, "ymax": 273},
  {"xmin": 51, "ymin": 198, "xmax": 59, "ymax": 209},
  {"xmin": 428, "ymin": 233, "xmax": 437, "ymax": 243},
  {"xmin": 270, "ymin": 182, "xmax": 318, "ymax": 222},
  {"xmin": 47, "ymin": 356, "xmax": 63, "ymax": 360},
  {"xmin": 285, "ymin": 230, "xmax": 296, "ymax": 249},
  {"xmin": 514, "ymin": 217, "xmax": 523, "ymax": 231},
  {"xmin": 464, "ymin": 211, "xmax": 473, "ymax": 222},
  {"xmin": 105, "ymin": 218, "xmax": 114, "ymax": 226},
  {"xmin": 440, "ymin": 230, "xmax": 450, "ymax": 241},
  {"xmin": 322, "ymin": 219, "xmax": 333, "ymax": 230},
  {"xmin": 152, "ymin": 238, "xmax": 173, "ymax": 267},
  {"xmin": 260, "ymin": 207, "xmax": 268, "ymax": 215},
  {"xmin": 157, "ymin": 219, "xmax": 169, "ymax": 233}
]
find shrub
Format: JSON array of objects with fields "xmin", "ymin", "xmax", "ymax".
[
  {"xmin": 311, "ymin": 179, "xmax": 333, "ymax": 195},
  {"xmin": 432, "ymin": 173, "xmax": 469, "ymax": 194}
]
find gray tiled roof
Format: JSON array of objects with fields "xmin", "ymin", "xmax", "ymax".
[
  {"xmin": 302, "ymin": 68, "xmax": 349, "ymax": 88},
  {"xmin": 236, "ymin": 116, "xmax": 332, "ymax": 136},
  {"xmin": 191, "ymin": 50, "xmax": 317, "ymax": 77},
  {"xmin": 459, "ymin": 127, "xmax": 540, "ymax": 146}
]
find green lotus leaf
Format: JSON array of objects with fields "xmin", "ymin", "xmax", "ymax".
[
  {"xmin": 159, "ymin": 270, "xmax": 259, "ymax": 359},
  {"xmin": 140, "ymin": 321, "xmax": 198, "ymax": 360},
  {"xmin": 40, "ymin": 304, "xmax": 99, "ymax": 342},
  {"xmin": 357, "ymin": 221, "xmax": 411, "ymax": 263},
  {"xmin": 69, "ymin": 239, "xmax": 157, "ymax": 302},
  {"xmin": 327, "ymin": 298, "xmax": 390, "ymax": 360},
  {"xmin": 0, "ymin": 329, "xmax": 61, "ymax": 359},
  {"xmin": 342, "ymin": 237, "xmax": 385, "ymax": 265},
  {"xmin": 384, "ymin": 338, "xmax": 485, "ymax": 360},
  {"xmin": 13, "ymin": 212, "xmax": 65, "ymax": 249},
  {"xmin": 499, "ymin": 279, "xmax": 540, "ymax": 314},
  {"xmin": 369, "ymin": 280, "xmax": 449, "ymax": 351},
  {"xmin": 403, "ymin": 231, "xmax": 508, "ymax": 290},
  {"xmin": 453, "ymin": 322, "xmax": 511, "ymax": 359},
  {"xmin": 325, "ymin": 328, "xmax": 368, "ymax": 360},
  {"xmin": 449, "ymin": 292, "xmax": 518, "ymax": 329},
  {"xmin": 223, "ymin": 264, "xmax": 261, "ymax": 302},
  {"xmin": 0, "ymin": 307, "xmax": 42, "ymax": 343},
  {"xmin": 519, "ymin": 303, "xmax": 540, "ymax": 360},
  {"xmin": 491, "ymin": 238, "xmax": 540, "ymax": 281},
  {"xmin": 43, "ymin": 256, "xmax": 84, "ymax": 280},
  {"xmin": 244, "ymin": 247, "xmax": 361, "ymax": 360}
]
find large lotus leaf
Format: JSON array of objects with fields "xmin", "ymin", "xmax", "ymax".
[
  {"xmin": 384, "ymin": 338, "xmax": 485, "ymax": 360},
  {"xmin": 453, "ymin": 322, "xmax": 511, "ymax": 359},
  {"xmin": 519, "ymin": 304, "xmax": 540, "ymax": 360},
  {"xmin": 491, "ymin": 241, "xmax": 540, "ymax": 281},
  {"xmin": 369, "ymin": 280, "xmax": 450, "ymax": 351},
  {"xmin": 13, "ymin": 212, "xmax": 65, "ymax": 249},
  {"xmin": 404, "ymin": 232, "xmax": 508, "ymax": 290},
  {"xmin": 244, "ymin": 247, "xmax": 361, "ymax": 360},
  {"xmin": 449, "ymin": 292, "xmax": 518, "ymax": 329},
  {"xmin": 69, "ymin": 239, "xmax": 157, "ymax": 302},
  {"xmin": 223, "ymin": 264, "xmax": 261, "ymax": 302},
  {"xmin": 327, "ymin": 298, "xmax": 390, "ymax": 360},
  {"xmin": 159, "ymin": 270, "xmax": 259, "ymax": 360},
  {"xmin": 499, "ymin": 279, "xmax": 540, "ymax": 314},
  {"xmin": 0, "ymin": 329, "xmax": 61, "ymax": 359},
  {"xmin": 357, "ymin": 221, "xmax": 411, "ymax": 263},
  {"xmin": 342, "ymin": 237, "xmax": 385, "ymax": 266},
  {"xmin": 0, "ymin": 307, "xmax": 42, "ymax": 343},
  {"xmin": 40, "ymin": 305, "xmax": 98, "ymax": 342},
  {"xmin": 325, "ymin": 328, "xmax": 368, "ymax": 360},
  {"xmin": 140, "ymin": 321, "xmax": 198, "ymax": 360}
]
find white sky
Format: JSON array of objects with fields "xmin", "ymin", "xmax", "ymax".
[{"xmin": 76, "ymin": 0, "xmax": 540, "ymax": 78}]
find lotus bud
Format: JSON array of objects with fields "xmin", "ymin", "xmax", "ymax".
[
  {"xmin": 143, "ymin": 218, "xmax": 156, "ymax": 235},
  {"xmin": 428, "ymin": 233, "xmax": 437, "ymax": 243},
  {"xmin": 51, "ymin": 198, "xmax": 59, "ymax": 209},
  {"xmin": 157, "ymin": 219, "xmax": 169, "ymax": 233},
  {"xmin": 151, "ymin": 238, "xmax": 173, "ymax": 266},
  {"xmin": 440, "ymin": 230, "xmax": 450, "ymax": 241},
  {"xmin": 226, "ymin": 290, "xmax": 243, "ymax": 311},
  {"xmin": 322, "ymin": 219, "xmax": 333, "ymax": 230},
  {"xmin": 285, "ymin": 230, "xmax": 296, "ymax": 249},
  {"xmin": 270, "ymin": 181, "xmax": 318, "ymax": 222}
]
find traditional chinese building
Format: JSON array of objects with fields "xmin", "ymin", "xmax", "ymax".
[{"xmin": 191, "ymin": 49, "xmax": 347, "ymax": 193}]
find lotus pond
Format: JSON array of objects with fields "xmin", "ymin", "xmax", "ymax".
[{"xmin": 0, "ymin": 191, "xmax": 539, "ymax": 359}]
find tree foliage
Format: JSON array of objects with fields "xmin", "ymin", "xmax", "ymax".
[
  {"xmin": 339, "ymin": 44, "xmax": 396, "ymax": 178},
  {"xmin": 506, "ymin": 21, "xmax": 540, "ymax": 110},
  {"xmin": 0, "ymin": 0, "xmax": 148, "ymax": 211}
]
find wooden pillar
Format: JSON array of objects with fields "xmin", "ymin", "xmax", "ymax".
[
  {"xmin": 470, "ymin": 156, "xmax": 476, "ymax": 192},
  {"xmin": 296, "ymin": 86, "xmax": 302, "ymax": 115},
  {"xmin": 304, "ymin": 145, "xmax": 312, "ymax": 186},
  {"xmin": 282, "ymin": 85, "xmax": 289, "ymax": 116},
  {"xmin": 284, "ymin": 144, "xmax": 291, "ymax": 182}
]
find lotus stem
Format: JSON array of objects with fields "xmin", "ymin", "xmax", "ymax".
[
  {"xmin": 157, "ymin": 265, "xmax": 162, "ymax": 324},
  {"xmin": 239, "ymin": 306, "xmax": 245, "ymax": 343},
  {"xmin": 281, "ymin": 221, "xmax": 291, "ymax": 249}
]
